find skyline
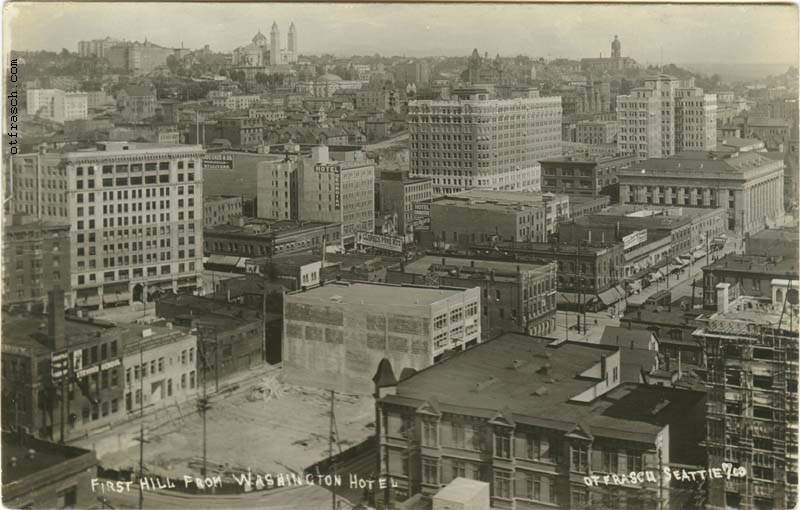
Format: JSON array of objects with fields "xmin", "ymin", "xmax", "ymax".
[{"xmin": 4, "ymin": 2, "xmax": 798, "ymax": 65}]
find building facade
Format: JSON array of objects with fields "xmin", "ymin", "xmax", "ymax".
[
  {"xmin": 204, "ymin": 218, "xmax": 341, "ymax": 259},
  {"xmin": 696, "ymin": 285, "xmax": 798, "ymax": 510},
  {"xmin": 387, "ymin": 256, "xmax": 557, "ymax": 338},
  {"xmin": 9, "ymin": 142, "xmax": 206, "ymax": 309},
  {"xmin": 702, "ymin": 253, "xmax": 799, "ymax": 309},
  {"xmin": 297, "ymin": 146, "xmax": 375, "ymax": 247},
  {"xmin": 26, "ymin": 89, "xmax": 88, "ymax": 123},
  {"xmin": 376, "ymin": 333, "xmax": 706, "ymax": 509},
  {"xmin": 203, "ymin": 195, "xmax": 243, "ymax": 227},
  {"xmin": 540, "ymin": 154, "xmax": 635, "ymax": 197},
  {"xmin": 408, "ymin": 88, "xmax": 562, "ymax": 196},
  {"xmin": 377, "ymin": 170, "xmax": 433, "ymax": 235},
  {"xmin": 283, "ymin": 281, "xmax": 481, "ymax": 394},
  {"xmin": 618, "ymin": 151, "xmax": 784, "ymax": 235},
  {"xmin": 2, "ymin": 215, "xmax": 72, "ymax": 310},
  {"xmin": 617, "ymin": 76, "xmax": 717, "ymax": 161},
  {"xmin": 428, "ymin": 190, "xmax": 569, "ymax": 249}
]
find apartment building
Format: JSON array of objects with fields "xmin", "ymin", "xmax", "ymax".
[
  {"xmin": 9, "ymin": 142, "xmax": 205, "ymax": 309},
  {"xmin": 696, "ymin": 282, "xmax": 798, "ymax": 510},
  {"xmin": 575, "ymin": 120, "xmax": 618, "ymax": 145},
  {"xmin": 297, "ymin": 146, "xmax": 374, "ymax": 248},
  {"xmin": 2, "ymin": 215, "xmax": 72, "ymax": 310},
  {"xmin": 387, "ymin": 256, "xmax": 557, "ymax": 338},
  {"xmin": 283, "ymin": 281, "xmax": 481, "ymax": 394},
  {"xmin": 26, "ymin": 89, "xmax": 88, "ymax": 123},
  {"xmin": 617, "ymin": 75, "xmax": 717, "ymax": 161},
  {"xmin": 408, "ymin": 87, "xmax": 561, "ymax": 196},
  {"xmin": 375, "ymin": 332, "xmax": 706, "ymax": 509}
]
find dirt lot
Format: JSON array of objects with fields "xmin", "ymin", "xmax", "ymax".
[{"xmin": 99, "ymin": 372, "xmax": 376, "ymax": 479}]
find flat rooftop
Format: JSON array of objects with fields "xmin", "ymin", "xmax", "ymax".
[
  {"xmin": 287, "ymin": 281, "xmax": 473, "ymax": 307},
  {"xmin": 598, "ymin": 204, "xmax": 724, "ymax": 220},
  {"xmin": 620, "ymin": 151, "xmax": 781, "ymax": 178},
  {"xmin": 1, "ymin": 312, "xmax": 112, "ymax": 354},
  {"xmin": 707, "ymin": 295, "xmax": 799, "ymax": 332},
  {"xmin": 2, "ymin": 435, "xmax": 94, "ymax": 485},
  {"xmin": 386, "ymin": 333, "xmax": 704, "ymax": 442},
  {"xmin": 400, "ymin": 255, "xmax": 553, "ymax": 278},
  {"xmin": 706, "ymin": 253, "xmax": 798, "ymax": 277},
  {"xmin": 540, "ymin": 154, "xmax": 633, "ymax": 164},
  {"xmin": 205, "ymin": 219, "xmax": 338, "ymax": 237}
]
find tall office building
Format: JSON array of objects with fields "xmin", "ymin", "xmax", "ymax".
[
  {"xmin": 617, "ymin": 75, "xmax": 717, "ymax": 160},
  {"xmin": 697, "ymin": 282, "xmax": 798, "ymax": 510},
  {"xmin": 408, "ymin": 88, "xmax": 562, "ymax": 196},
  {"xmin": 287, "ymin": 22, "xmax": 298, "ymax": 61},
  {"xmin": 9, "ymin": 142, "xmax": 206, "ymax": 309}
]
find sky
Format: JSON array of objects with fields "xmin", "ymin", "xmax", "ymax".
[{"xmin": 4, "ymin": 2, "xmax": 798, "ymax": 65}]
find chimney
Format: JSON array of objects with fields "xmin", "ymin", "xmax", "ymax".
[
  {"xmin": 441, "ymin": 257, "xmax": 446, "ymax": 266},
  {"xmin": 600, "ymin": 355, "xmax": 607, "ymax": 382},
  {"xmin": 47, "ymin": 289, "xmax": 66, "ymax": 351},
  {"xmin": 490, "ymin": 269, "xmax": 495, "ymax": 282},
  {"xmin": 716, "ymin": 282, "xmax": 731, "ymax": 314},
  {"xmin": 470, "ymin": 260, "xmax": 475, "ymax": 267}
]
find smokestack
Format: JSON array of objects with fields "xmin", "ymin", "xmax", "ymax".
[{"xmin": 47, "ymin": 289, "xmax": 66, "ymax": 350}]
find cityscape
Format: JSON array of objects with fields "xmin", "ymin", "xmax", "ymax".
[{"xmin": 1, "ymin": 3, "xmax": 798, "ymax": 510}]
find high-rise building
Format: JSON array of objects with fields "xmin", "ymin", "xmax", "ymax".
[
  {"xmin": 697, "ymin": 282, "xmax": 798, "ymax": 510},
  {"xmin": 287, "ymin": 22, "xmax": 297, "ymax": 60},
  {"xmin": 9, "ymin": 142, "xmax": 206, "ymax": 309},
  {"xmin": 408, "ymin": 88, "xmax": 562, "ymax": 196},
  {"xmin": 297, "ymin": 146, "xmax": 374, "ymax": 248},
  {"xmin": 617, "ymin": 75, "xmax": 717, "ymax": 161},
  {"xmin": 77, "ymin": 37, "xmax": 121, "ymax": 58}
]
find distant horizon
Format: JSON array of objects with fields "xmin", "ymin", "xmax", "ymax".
[{"xmin": 4, "ymin": 3, "xmax": 797, "ymax": 66}]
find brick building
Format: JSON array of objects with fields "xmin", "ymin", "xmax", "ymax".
[{"xmin": 387, "ymin": 256, "xmax": 557, "ymax": 338}]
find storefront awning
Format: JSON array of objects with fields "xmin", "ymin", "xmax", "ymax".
[
  {"xmin": 235, "ymin": 257, "xmax": 248, "ymax": 269},
  {"xmin": 597, "ymin": 286, "xmax": 625, "ymax": 306},
  {"xmin": 692, "ymin": 250, "xmax": 707, "ymax": 261},
  {"xmin": 207, "ymin": 254, "xmax": 240, "ymax": 267},
  {"xmin": 648, "ymin": 269, "xmax": 665, "ymax": 282}
]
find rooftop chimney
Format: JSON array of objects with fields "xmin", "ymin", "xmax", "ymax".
[
  {"xmin": 716, "ymin": 282, "xmax": 731, "ymax": 314},
  {"xmin": 47, "ymin": 289, "xmax": 66, "ymax": 351}
]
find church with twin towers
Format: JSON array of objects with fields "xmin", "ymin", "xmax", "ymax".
[
  {"xmin": 232, "ymin": 21, "xmax": 298, "ymax": 67},
  {"xmin": 270, "ymin": 21, "xmax": 298, "ymax": 65}
]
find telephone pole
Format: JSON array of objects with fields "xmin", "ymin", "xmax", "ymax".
[
  {"xmin": 329, "ymin": 389, "xmax": 336, "ymax": 510},
  {"xmin": 136, "ymin": 343, "xmax": 146, "ymax": 510}
]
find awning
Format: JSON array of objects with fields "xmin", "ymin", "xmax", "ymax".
[
  {"xmin": 557, "ymin": 292, "xmax": 581, "ymax": 305},
  {"xmin": 692, "ymin": 250, "xmax": 707, "ymax": 261},
  {"xmin": 597, "ymin": 286, "xmax": 624, "ymax": 306},
  {"xmin": 207, "ymin": 254, "xmax": 240, "ymax": 267},
  {"xmin": 235, "ymin": 257, "xmax": 248, "ymax": 269},
  {"xmin": 648, "ymin": 269, "xmax": 665, "ymax": 282}
]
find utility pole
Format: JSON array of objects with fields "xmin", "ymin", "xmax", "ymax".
[
  {"xmin": 329, "ymin": 389, "xmax": 337, "ymax": 510},
  {"xmin": 197, "ymin": 324, "xmax": 212, "ymax": 478},
  {"xmin": 214, "ymin": 329, "xmax": 219, "ymax": 394},
  {"xmin": 137, "ymin": 343, "xmax": 146, "ymax": 510}
]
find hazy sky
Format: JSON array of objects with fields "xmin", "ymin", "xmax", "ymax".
[{"xmin": 4, "ymin": 2, "xmax": 798, "ymax": 64}]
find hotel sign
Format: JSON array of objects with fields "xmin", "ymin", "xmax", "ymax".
[
  {"xmin": 315, "ymin": 164, "xmax": 341, "ymax": 210},
  {"xmin": 357, "ymin": 232, "xmax": 403, "ymax": 253}
]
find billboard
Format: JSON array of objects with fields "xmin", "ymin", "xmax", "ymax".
[
  {"xmin": 203, "ymin": 154, "xmax": 234, "ymax": 169},
  {"xmin": 622, "ymin": 229, "xmax": 648, "ymax": 250},
  {"xmin": 356, "ymin": 232, "xmax": 403, "ymax": 253}
]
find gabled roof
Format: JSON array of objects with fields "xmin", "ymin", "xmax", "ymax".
[{"xmin": 373, "ymin": 358, "xmax": 398, "ymax": 389}]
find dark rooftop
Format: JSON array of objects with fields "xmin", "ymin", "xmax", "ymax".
[
  {"xmin": 204, "ymin": 218, "xmax": 339, "ymax": 238},
  {"xmin": 1, "ymin": 312, "xmax": 112, "ymax": 354},
  {"xmin": 705, "ymin": 253, "xmax": 798, "ymax": 277},
  {"xmin": 2, "ymin": 433, "xmax": 95, "ymax": 485},
  {"xmin": 386, "ymin": 332, "xmax": 693, "ymax": 442}
]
